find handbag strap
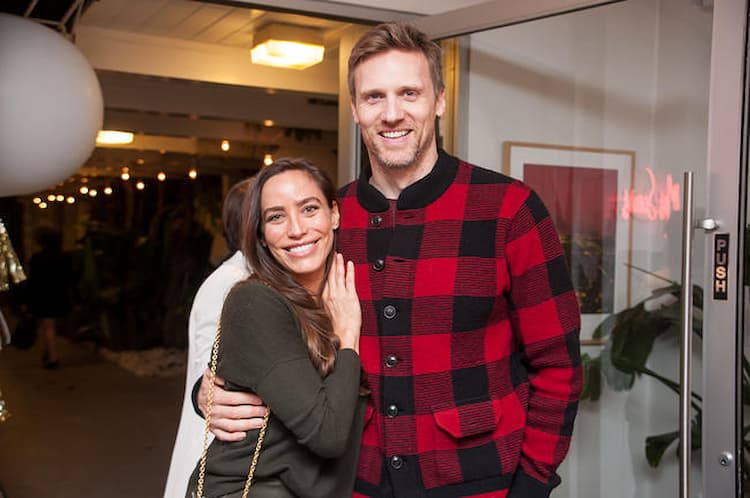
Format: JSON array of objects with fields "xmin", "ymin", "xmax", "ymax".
[{"xmin": 195, "ymin": 323, "xmax": 270, "ymax": 498}]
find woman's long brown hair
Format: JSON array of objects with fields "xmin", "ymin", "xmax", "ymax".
[{"xmin": 241, "ymin": 158, "xmax": 339, "ymax": 377}]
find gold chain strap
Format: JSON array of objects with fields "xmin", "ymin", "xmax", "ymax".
[{"xmin": 195, "ymin": 323, "xmax": 270, "ymax": 498}]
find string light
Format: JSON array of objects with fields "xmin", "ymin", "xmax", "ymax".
[
  {"xmin": 157, "ymin": 172, "xmax": 166, "ymax": 182},
  {"xmin": 66, "ymin": 197, "xmax": 75, "ymax": 204},
  {"xmin": 263, "ymin": 119, "xmax": 274, "ymax": 127},
  {"xmin": 136, "ymin": 181, "xmax": 145, "ymax": 190},
  {"xmin": 88, "ymin": 189, "xmax": 98, "ymax": 197},
  {"xmin": 32, "ymin": 197, "xmax": 41, "ymax": 204},
  {"xmin": 39, "ymin": 202, "xmax": 48, "ymax": 209},
  {"xmin": 188, "ymin": 168, "xmax": 198, "ymax": 180},
  {"xmin": 79, "ymin": 186, "xmax": 89, "ymax": 194},
  {"xmin": 47, "ymin": 194, "xmax": 56, "ymax": 202},
  {"xmin": 220, "ymin": 140, "xmax": 230, "ymax": 152},
  {"xmin": 104, "ymin": 186, "xmax": 113, "ymax": 195},
  {"xmin": 121, "ymin": 167, "xmax": 130, "ymax": 181},
  {"xmin": 55, "ymin": 194, "xmax": 64, "ymax": 202},
  {"xmin": 263, "ymin": 153, "xmax": 273, "ymax": 167}
]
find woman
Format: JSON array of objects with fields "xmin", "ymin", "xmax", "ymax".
[{"xmin": 186, "ymin": 158, "xmax": 367, "ymax": 498}]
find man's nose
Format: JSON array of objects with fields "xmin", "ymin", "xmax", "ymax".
[{"xmin": 382, "ymin": 96, "xmax": 404, "ymax": 123}]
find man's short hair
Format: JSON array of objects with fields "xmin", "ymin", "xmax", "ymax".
[
  {"xmin": 347, "ymin": 22, "xmax": 444, "ymax": 99},
  {"xmin": 222, "ymin": 177, "xmax": 254, "ymax": 253}
]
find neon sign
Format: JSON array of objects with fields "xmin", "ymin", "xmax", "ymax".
[{"xmin": 621, "ymin": 167, "xmax": 681, "ymax": 221}]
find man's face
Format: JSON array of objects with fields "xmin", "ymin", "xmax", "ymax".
[{"xmin": 350, "ymin": 49, "xmax": 445, "ymax": 173}]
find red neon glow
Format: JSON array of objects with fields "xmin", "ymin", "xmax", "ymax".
[{"xmin": 621, "ymin": 167, "xmax": 681, "ymax": 221}]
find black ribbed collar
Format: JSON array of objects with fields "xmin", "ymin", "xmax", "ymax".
[{"xmin": 355, "ymin": 149, "xmax": 459, "ymax": 212}]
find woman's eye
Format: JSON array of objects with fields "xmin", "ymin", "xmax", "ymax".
[
  {"xmin": 266, "ymin": 213, "xmax": 283, "ymax": 222},
  {"xmin": 303, "ymin": 204, "xmax": 319, "ymax": 214}
]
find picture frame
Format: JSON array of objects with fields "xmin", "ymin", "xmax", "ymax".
[{"xmin": 502, "ymin": 141, "xmax": 635, "ymax": 345}]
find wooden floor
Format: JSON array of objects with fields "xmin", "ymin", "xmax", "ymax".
[{"xmin": 0, "ymin": 335, "xmax": 184, "ymax": 498}]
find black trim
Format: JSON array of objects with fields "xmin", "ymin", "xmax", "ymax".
[{"xmin": 356, "ymin": 150, "xmax": 460, "ymax": 212}]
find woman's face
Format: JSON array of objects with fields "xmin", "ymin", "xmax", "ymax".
[{"xmin": 260, "ymin": 169, "xmax": 339, "ymax": 293}]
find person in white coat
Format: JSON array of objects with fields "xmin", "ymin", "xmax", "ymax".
[{"xmin": 163, "ymin": 177, "xmax": 255, "ymax": 498}]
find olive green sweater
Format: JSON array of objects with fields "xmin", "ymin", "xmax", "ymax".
[{"xmin": 187, "ymin": 280, "xmax": 366, "ymax": 498}]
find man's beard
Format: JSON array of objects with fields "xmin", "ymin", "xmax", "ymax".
[{"xmin": 371, "ymin": 129, "xmax": 434, "ymax": 170}]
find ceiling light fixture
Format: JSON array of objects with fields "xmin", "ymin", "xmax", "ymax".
[
  {"xmin": 251, "ymin": 24, "xmax": 325, "ymax": 70},
  {"xmin": 96, "ymin": 130, "xmax": 134, "ymax": 145}
]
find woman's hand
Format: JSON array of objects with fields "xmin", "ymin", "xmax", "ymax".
[{"xmin": 322, "ymin": 253, "xmax": 361, "ymax": 353}]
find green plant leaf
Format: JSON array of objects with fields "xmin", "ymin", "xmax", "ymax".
[
  {"xmin": 600, "ymin": 340, "xmax": 634, "ymax": 390},
  {"xmin": 645, "ymin": 430, "xmax": 678, "ymax": 467},
  {"xmin": 645, "ymin": 415, "xmax": 702, "ymax": 467},
  {"xmin": 581, "ymin": 353, "xmax": 602, "ymax": 401}
]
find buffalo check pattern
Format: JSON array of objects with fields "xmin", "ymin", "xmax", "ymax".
[{"xmin": 337, "ymin": 150, "xmax": 582, "ymax": 498}]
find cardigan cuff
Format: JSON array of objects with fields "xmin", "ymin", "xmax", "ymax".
[{"xmin": 507, "ymin": 468, "xmax": 560, "ymax": 498}]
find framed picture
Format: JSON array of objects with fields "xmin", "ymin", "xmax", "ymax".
[{"xmin": 502, "ymin": 142, "xmax": 635, "ymax": 344}]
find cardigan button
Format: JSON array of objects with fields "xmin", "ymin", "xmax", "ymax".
[
  {"xmin": 390, "ymin": 455, "xmax": 403, "ymax": 470},
  {"xmin": 383, "ymin": 305, "xmax": 397, "ymax": 319},
  {"xmin": 386, "ymin": 404, "xmax": 399, "ymax": 418},
  {"xmin": 384, "ymin": 355, "xmax": 398, "ymax": 368},
  {"xmin": 372, "ymin": 259, "xmax": 385, "ymax": 271},
  {"xmin": 370, "ymin": 215, "xmax": 383, "ymax": 226}
]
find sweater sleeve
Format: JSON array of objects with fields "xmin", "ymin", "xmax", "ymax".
[
  {"xmin": 217, "ymin": 281, "xmax": 362, "ymax": 459},
  {"xmin": 504, "ymin": 188, "xmax": 583, "ymax": 498}
]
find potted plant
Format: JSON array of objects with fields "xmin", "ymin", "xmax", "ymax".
[{"xmin": 580, "ymin": 266, "xmax": 749, "ymax": 485}]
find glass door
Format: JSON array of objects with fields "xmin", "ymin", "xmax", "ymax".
[{"xmin": 417, "ymin": 0, "xmax": 748, "ymax": 496}]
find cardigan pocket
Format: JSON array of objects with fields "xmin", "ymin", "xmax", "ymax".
[
  {"xmin": 433, "ymin": 398, "xmax": 502, "ymax": 439},
  {"xmin": 420, "ymin": 395, "xmax": 525, "ymax": 490}
]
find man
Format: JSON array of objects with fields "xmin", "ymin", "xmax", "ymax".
[
  {"xmin": 196, "ymin": 22, "xmax": 581, "ymax": 498},
  {"xmin": 163, "ymin": 178, "xmax": 257, "ymax": 498}
]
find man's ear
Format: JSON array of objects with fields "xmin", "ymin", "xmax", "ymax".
[
  {"xmin": 350, "ymin": 99, "xmax": 360, "ymax": 125},
  {"xmin": 435, "ymin": 88, "xmax": 446, "ymax": 118}
]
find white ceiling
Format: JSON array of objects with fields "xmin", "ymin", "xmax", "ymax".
[
  {"xmin": 70, "ymin": 0, "xmax": 361, "ymax": 175},
  {"xmin": 10, "ymin": 0, "xmax": 481, "ymax": 178}
]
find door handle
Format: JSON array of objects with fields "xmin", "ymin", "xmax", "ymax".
[{"xmin": 680, "ymin": 172, "xmax": 695, "ymax": 498}]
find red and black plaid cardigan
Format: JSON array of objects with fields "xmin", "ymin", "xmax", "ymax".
[{"xmin": 336, "ymin": 150, "xmax": 582, "ymax": 498}]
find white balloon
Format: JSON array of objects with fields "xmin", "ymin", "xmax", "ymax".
[{"xmin": 0, "ymin": 13, "xmax": 103, "ymax": 197}]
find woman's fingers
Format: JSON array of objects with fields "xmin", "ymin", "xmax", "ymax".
[{"xmin": 345, "ymin": 260, "xmax": 355, "ymax": 293}]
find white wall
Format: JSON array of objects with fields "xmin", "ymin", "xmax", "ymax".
[{"xmin": 461, "ymin": 0, "xmax": 712, "ymax": 496}]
